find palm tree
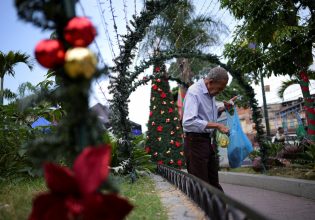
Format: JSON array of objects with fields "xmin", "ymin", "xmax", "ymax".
[
  {"xmin": 142, "ymin": 0, "xmax": 227, "ymax": 118},
  {"xmin": 0, "ymin": 51, "xmax": 33, "ymax": 105},
  {"xmin": 143, "ymin": 0, "xmax": 227, "ymax": 83}
]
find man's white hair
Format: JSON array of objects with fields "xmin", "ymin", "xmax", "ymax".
[{"xmin": 206, "ymin": 66, "xmax": 229, "ymax": 82}]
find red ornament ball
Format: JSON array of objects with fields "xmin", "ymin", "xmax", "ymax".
[
  {"xmin": 35, "ymin": 40, "xmax": 65, "ymax": 69},
  {"xmin": 158, "ymin": 160, "xmax": 163, "ymax": 165},
  {"xmin": 64, "ymin": 17, "xmax": 97, "ymax": 47},
  {"xmin": 145, "ymin": 146, "xmax": 151, "ymax": 153},
  {"xmin": 160, "ymin": 92, "xmax": 167, "ymax": 98},
  {"xmin": 152, "ymin": 84, "xmax": 158, "ymax": 90},
  {"xmin": 177, "ymin": 160, "xmax": 182, "ymax": 167},
  {"xmin": 157, "ymin": 125, "xmax": 163, "ymax": 132}
]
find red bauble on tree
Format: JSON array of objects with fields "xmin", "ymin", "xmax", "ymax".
[
  {"xmin": 177, "ymin": 160, "xmax": 182, "ymax": 167},
  {"xmin": 160, "ymin": 92, "xmax": 167, "ymax": 98},
  {"xmin": 145, "ymin": 146, "xmax": 151, "ymax": 153},
  {"xmin": 35, "ymin": 39, "xmax": 65, "ymax": 68},
  {"xmin": 152, "ymin": 84, "xmax": 158, "ymax": 90},
  {"xmin": 157, "ymin": 125, "xmax": 163, "ymax": 132},
  {"xmin": 64, "ymin": 17, "xmax": 97, "ymax": 47}
]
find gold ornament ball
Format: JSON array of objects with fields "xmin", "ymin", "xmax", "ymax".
[{"xmin": 64, "ymin": 47, "xmax": 97, "ymax": 79}]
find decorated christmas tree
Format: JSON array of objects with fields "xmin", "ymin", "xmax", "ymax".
[{"xmin": 145, "ymin": 64, "xmax": 185, "ymax": 168}]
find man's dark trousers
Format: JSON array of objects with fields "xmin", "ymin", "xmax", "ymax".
[{"xmin": 184, "ymin": 133, "xmax": 223, "ymax": 191}]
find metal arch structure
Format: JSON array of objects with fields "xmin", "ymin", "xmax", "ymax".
[{"xmin": 157, "ymin": 164, "xmax": 268, "ymax": 220}]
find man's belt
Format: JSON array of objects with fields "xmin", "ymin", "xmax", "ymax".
[{"xmin": 185, "ymin": 132, "xmax": 212, "ymax": 138}]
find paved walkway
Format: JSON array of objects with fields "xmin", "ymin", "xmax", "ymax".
[
  {"xmin": 152, "ymin": 174, "xmax": 315, "ymax": 220},
  {"xmin": 152, "ymin": 174, "xmax": 207, "ymax": 220},
  {"xmin": 222, "ymin": 183, "xmax": 315, "ymax": 220}
]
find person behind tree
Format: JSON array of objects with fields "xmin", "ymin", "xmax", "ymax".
[
  {"xmin": 182, "ymin": 66, "xmax": 236, "ymax": 191},
  {"xmin": 272, "ymin": 127, "xmax": 285, "ymax": 144}
]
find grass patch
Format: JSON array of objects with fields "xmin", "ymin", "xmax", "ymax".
[
  {"xmin": 118, "ymin": 175, "xmax": 167, "ymax": 220},
  {"xmin": 0, "ymin": 175, "xmax": 167, "ymax": 220},
  {"xmin": 0, "ymin": 178, "xmax": 46, "ymax": 220}
]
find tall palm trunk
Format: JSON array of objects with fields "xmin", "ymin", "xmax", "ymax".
[
  {"xmin": 0, "ymin": 76, "xmax": 4, "ymax": 105},
  {"xmin": 176, "ymin": 58, "xmax": 193, "ymax": 119},
  {"xmin": 299, "ymin": 71, "xmax": 315, "ymax": 141}
]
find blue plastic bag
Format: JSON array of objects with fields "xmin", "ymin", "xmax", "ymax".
[{"xmin": 226, "ymin": 107, "xmax": 253, "ymax": 168}]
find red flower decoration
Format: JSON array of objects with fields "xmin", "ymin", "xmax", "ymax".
[
  {"xmin": 145, "ymin": 146, "xmax": 151, "ymax": 153},
  {"xmin": 157, "ymin": 125, "xmax": 163, "ymax": 132},
  {"xmin": 64, "ymin": 17, "xmax": 97, "ymax": 47},
  {"xmin": 175, "ymin": 141, "xmax": 181, "ymax": 148},
  {"xmin": 152, "ymin": 84, "xmax": 158, "ymax": 90},
  {"xmin": 169, "ymin": 160, "xmax": 174, "ymax": 165},
  {"xmin": 152, "ymin": 121, "xmax": 155, "ymax": 126},
  {"xmin": 155, "ymin": 67, "xmax": 161, "ymax": 72},
  {"xmin": 29, "ymin": 145, "xmax": 133, "ymax": 220},
  {"xmin": 168, "ymin": 108, "xmax": 173, "ymax": 113},
  {"xmin": 177, "ymin": 160, "xmax": 182, "ymax": 167},
  {"xmin": 158, "ymin": 160, "xmax": 163, "ymax": 165},
  {"xmin": 160, "ymin": 92, "xmax": 167, "ymax": 98},
  {"xmin": 149, "ymin": 111, "xmax": 153, "ymax": 117},
  {"xmin": 35, "ymin": 39, "xmax": 65, "ymax": 69},
  {"xmin": 156, "ymin": 78, "xmax": 161, "ymax": 83}
]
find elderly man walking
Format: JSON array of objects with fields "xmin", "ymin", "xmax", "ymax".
[{"xmin": 182, "ymin": 66, "xmax": 236, "ymax": 191}]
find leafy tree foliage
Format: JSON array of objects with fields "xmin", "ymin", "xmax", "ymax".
[{"xmin": 221, "ymin": 0, "xmax": 315, "ymax": 141}]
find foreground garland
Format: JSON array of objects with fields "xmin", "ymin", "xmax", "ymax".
[{"xmin": 15, "ymin": 0, "xmax": 133, "ymax": 219}]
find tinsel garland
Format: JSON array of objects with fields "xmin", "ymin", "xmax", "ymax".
[{"xmin": 15, "ymin": 0, "xmax": 109, "ymax": 166}]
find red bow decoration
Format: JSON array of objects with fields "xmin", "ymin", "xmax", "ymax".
[{"xmin": 29, "ymin": 145, "xmax": 133, "ymax": 220}]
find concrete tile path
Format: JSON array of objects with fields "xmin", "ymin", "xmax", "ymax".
[{"xmin": 152, "ymin": 173, "xmax": 315, "ymax": 220}]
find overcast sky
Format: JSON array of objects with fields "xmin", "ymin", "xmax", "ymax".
[{"xmin": 1, "ymin": 0, "xmax": 314, "ymax": 132}]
